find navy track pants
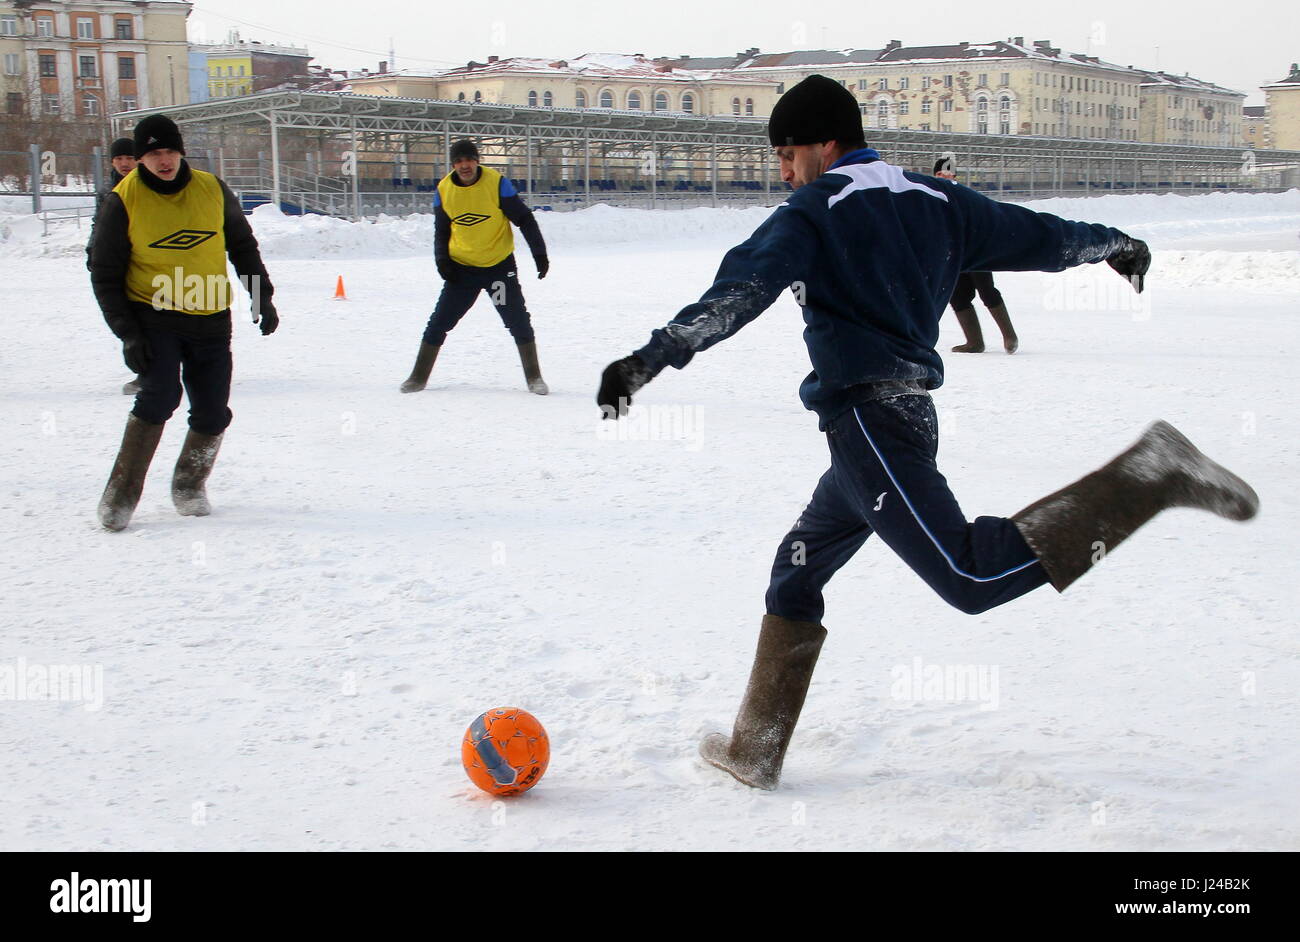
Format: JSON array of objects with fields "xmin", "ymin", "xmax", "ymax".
[
  {"xmin": 422, "ymin": 256, "xmax": 535, "ymax": 347},
  {"xmin": 132, "ymin": 326, "xmax": 233, "ymax": 435},
  {"xmin": 765, "ymin": 392, "xmax": 1048, "ymax": 621}
]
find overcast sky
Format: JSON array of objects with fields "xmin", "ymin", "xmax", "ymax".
[{"xmin": 187, "ymin": 0, "xmax": 1294, "ymax": 104}]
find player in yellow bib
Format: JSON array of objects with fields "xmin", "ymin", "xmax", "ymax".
[
  {"xmin": 89, "ymin": 114, "xmax": 279, "ymax": 531},
  {"xmin": 400, "ymin": 139, "xmax": 551, "ymax": 395}
]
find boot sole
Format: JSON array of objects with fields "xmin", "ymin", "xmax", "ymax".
[{"xmin": 699, "ymin": 733, "xmax": 780, "ymax": 790}]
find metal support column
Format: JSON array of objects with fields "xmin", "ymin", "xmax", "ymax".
[
  {"xmin": 584, "ymin": 129, "xmax": 591, "ymax": 208},
  {"xmin": 92, "ymin": 145, "xmax": 104, "ymax": 196},
  {"xmin": 650, "ymin": 137, "xmax": 657, "ymax": 210},
  {"xmin": 710, "ymin": 142, "xmax": 717, "ymax": 208},
  {"xmin": 526, "ymin": 125, "xmax": 533, "ymax": 195},
  {"xmin": 763, "ymin": 145, "xmax": 771, "ymax": 201},
  {"xmin": 350, "ymin": 118, "xmax": 361, "ymax": 221},
  {"xmin": 270, "ymin": 110, "xmax": 281, "ymax": 211},
  {"xmin": 29, "ymin": 143, "xmax": 40, "ymax": 214}
]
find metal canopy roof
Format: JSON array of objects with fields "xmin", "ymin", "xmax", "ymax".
[{"xmin": 114, "ymin": 90, "xmax": 1300, "ymax": 164}]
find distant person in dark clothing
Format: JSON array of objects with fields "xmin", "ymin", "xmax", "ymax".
[
  {"xmin": 399, "ymin": 138, "xmax": 551, "ymax": 395},
  {"xmin": 934, "ymin": 157, "xmax": 1019, "ymax": 354},
  {"xmin": 88, "ymin": 138, "xmax": 144, "ymax": 393}
]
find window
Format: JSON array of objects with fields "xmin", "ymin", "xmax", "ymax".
[
  {"xmin": 37, "ymin": 17, "xmax": 53, "ymax": 37},
  {"xmin": 457, "ymin": 91, "xmax": 465, "ymax": 101},
  {"xmin": 543, "ymin": 91, "xmax": 553, "ymax": 107},
  {"xmin": 877, "ymin": 78, "xmax": 888, "ymax": 90},
  {"xmin": 899, "ymin": 77, "xmax": 909, "ymax": 90},
  {"xmin": 942, "ymin": 99, "xmax": 953, "ymax": 112},
  {"xmin": 575, "ymin": 89, "xmax": 586, "ymax": 108},
  {"xmin": 0, "ymin": 15, "xmax": 17, "ymax": 36},
  {"xmin": 599, "ymin": 89, "xmax": 612, "ymax": 108},
  {"xmin": 115, "ymin": 19, "xmax": 133, "ymax": 40},
  {"xmin": 921, "ymin": 75, "xmax": 930, "ymax": 88},
  {"xmin": 121, "ymin": 96, "xmax": 136, "ymax": 111},
  {"xmin": 921, "ymin": 98, "xmax": 931, "ymax": 114},
  {"xmin": 977, "ymin": 98, "xmax": 988, "ymax": 112},
  {"xmin": 732, "ymin": 96, "xmax": 740, "ymax": 115},
  {"xmin": 44, "ymin": 94, "xmax": 59, "ymax": 114},
  {"xmin": 527, "ymin": 90, "xmax": 537, "ymax": 106},
  {"xmin": 1000, "ymin": 73, "xmax": 1010, "ymax": 86},
  {"xmin": 80, "ymin": 56, "xmax": 97, "ymax": 78},
  {"xmin": 920, "ymin": 123, "xmax": 930, "ymax": 131},
  {"xmin": 898, "ymin": 100, "xmax": 909, "ymax": 115},
  {"xmin": 119, "ymin": 56, "xmax": 135, "ymax": 80},
  {"xmin": 7, "ymin": 92, "xmax": 21, "ymax": 114},
  {"xmin": 681, "ymin": 92, "xmax": 694, "ymax": 113},
  {"xmin": 943, "ymin": 74, "xmax": 953, "ymax": 88},
  {"xmin": 654, "ymin": 91, "xmax": 667, "ymax": 111},
  {"xmin": 745, "ymin": 98, "xmax": 753, "ymax": 116},
  {"xmin": 877, "ymin": 100, "xmax": 888, "ymax": 126},
  {"xmin": 77, "ymin": 19, "xmax": 94, "ymax": 40},
  {"xmin": 83, "ymin": 94, "xmax": 99, "ymax": 116},
  {"xmin": 1000, "ymin": 117, "xmax": 1010, "ymax": 135},
  {"xmin": 627, "ymin": 90, "xmax": 641, "ymax": 110},
  {"xmin": 857, "ymin": 78, "xmax": 867, "ymax": 90},
  {"xmin": 40, "ymin": 54, "xmax": 56, "ymax": 77},
  {"xmin": 3, "ymin": 53, "xmax": 18, "ymax": 76},
  {"xmin": 1000, "ymin": 96, "xmax": 1011, "ymax": 112},
  {"xmin": 473, "ymin": 90, "xmax": 482, "ymax": 102},
  {"xmin": 239, "ymin": 66, "xmax": 245, "ymax": 76},
  {"xmin": 978, "ymin": 74, "xmax": 988, "ymax": 87}
]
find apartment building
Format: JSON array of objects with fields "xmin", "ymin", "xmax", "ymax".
[
  {"xmin": 198, "ymin": 38, "xmax": 311, "ymax": 100},
  {"xmin": 347, "ymin": 52, "xmax": 779, "ymax": 118},
  {"xmin": 1136, "ymin": 69, "xmax": 1246, "ymax": 146},
  {"xmin": 1262, "ymin": 63, "xmax": 1300, "ymax": 150},
  {"xmin": 0, "ymin": 0, "xmax": 190, "ymax": 120}
]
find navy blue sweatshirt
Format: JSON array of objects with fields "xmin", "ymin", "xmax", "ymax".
[{"xmin": 634, "ymin": 149, "xmax": 1132, "ymax": 426}]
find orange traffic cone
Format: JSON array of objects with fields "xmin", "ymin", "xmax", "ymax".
[{"xmin": 333, "ymin": 275, "xmax": 348, "ymax": 301}]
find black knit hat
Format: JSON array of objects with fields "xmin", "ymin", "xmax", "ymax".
[
  {"xmin": 767, "ymin": 74, "xmax": 865, "ymax": 147},
  {"xmin": 110, "ymin": 137, "xmax": 135, "ymax": 159},
  {"xmin": 133, "ymin": 114, "xmax": 185, "ymax": 158},
  {"xmin": 450, "ymin": 139, "xmax": 480, "ymax": 162},
  {"xmin": 933, "ymin": 156, "xmax": 954, "ymax": 175}
]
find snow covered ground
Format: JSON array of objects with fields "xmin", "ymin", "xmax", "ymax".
[{"xmin": 1, "ymin": 191, "xmax": 1297, "ymax": 851}]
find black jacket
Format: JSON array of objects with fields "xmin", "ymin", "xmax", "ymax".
[{"xmin": 88, "ymin": 162, "xmax": 274, "ymax": 340}]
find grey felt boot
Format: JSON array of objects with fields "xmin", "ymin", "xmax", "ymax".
[
  {"xmin": 1012, "ymin": 420, "xmax": 1259, "ymax": 591},
  {"xmin": 699, "ymin": 614, "xmax": 828, "ymax": 790}
]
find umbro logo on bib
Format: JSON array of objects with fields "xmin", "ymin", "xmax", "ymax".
[
  {"xmin": 149, "ymin": 229, "xmax": 217, "ymax": 250},
  {"xmin": 453, "ymin": 212, "xmax": 490, "ymax": 227}
]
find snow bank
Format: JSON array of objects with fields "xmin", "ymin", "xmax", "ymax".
[{"xmin": 4, "ymin": 189, "xmax": 1298, "ymax": 292}]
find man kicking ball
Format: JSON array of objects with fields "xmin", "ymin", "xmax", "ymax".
[{"xmin": 596, "ymin": 75, "xmax": 1259, "ymax": 790}]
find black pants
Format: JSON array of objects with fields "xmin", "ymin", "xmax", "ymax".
[
  {"xmin": 765, "ymin": 392, "xmax": 1047, "ymax": 620},
  {"xmin": 132, "ymin": 326, "xmax": 233, "ymax": 435},
  {"xmin": 950, "ymin": 271, "xmax": 1003, "ymax": 311},
  {"xmin": 422, "ymin": 256, "xmax": 535, "ymax": 347}
]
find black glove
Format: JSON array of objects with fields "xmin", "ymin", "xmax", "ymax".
[
  {"xmin": 256, "ymin": 299, "xmax": 279, "ymax": 336},
  {"xmin": 437, "ymin": 257, "xmax": 460, "ymax": 283},
  {"xmin": 1107, "ymin": 235, "xmax": 1150, "ymax": 294},
  {"xmin": 535, "ymin": 255, "xmax": 549, "ymax": 279},
  {"xmin": 597, "ymin": 355, "xmax": 653, "ymax": 420},
  {"xmin": 122, "ymin": 334, "xmax": 151, "ymax": 375}
]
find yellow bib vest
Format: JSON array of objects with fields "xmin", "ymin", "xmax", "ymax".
[
  {"xmin": 117, "ymin": 167, "xmax": 230, "ymax": 315},
  {"xmin": 437, "ymin": 166, "xmax": 514, "ymax": 268}
]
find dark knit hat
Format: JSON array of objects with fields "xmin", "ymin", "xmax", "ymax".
[
  {"xmin": 133, "ymin": 114, "xmax": 185, "ymax": 158},
  {"xmin": 767, "ymin": 74, "xmax": 865, "ymax": 147},
  {"xmin": 110, "ymin": 137, "xmax": 135, "ymax": 159},
  {"xmin": 450, "ymin": 139, "xmax": 480, "ymax": 162},
  {"xmin": 933, "ymin": 156, "xmax": 954, "ymax": 175}
]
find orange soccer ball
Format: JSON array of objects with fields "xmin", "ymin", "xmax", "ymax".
[{"xmin": 461, "ymin": 707, "xmax": 550, "ymax": 796}]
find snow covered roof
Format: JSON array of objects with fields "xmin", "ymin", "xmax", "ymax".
[
  {"xmin": 1136, "ymin": 70, "xmax": 1245, "ymax": 97},
  {"xmin": 1262, "ymin": 64, "xmax": 1300, "ymax": 88},
  {"xmin": 431, "ymin": 52, "xmax": 777, "ymax": 85}
]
